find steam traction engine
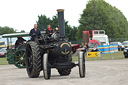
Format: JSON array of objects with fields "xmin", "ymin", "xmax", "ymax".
[{"xmin": 25, "ymin": 9, "xmax": 86, "ymax": 79}]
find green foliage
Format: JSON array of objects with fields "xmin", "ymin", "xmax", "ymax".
[
  {"xmin": 37, "ymin": 15, "xmax": 59, "ymax": 31},
  {"xmin": 20, "ymin": 30, "xmax": 25, "ymax": 33},
  {"xmin": 37, "ymin": 15, "xmax": 51, "ymax": 31},
  {"xmin": 78, "ymin": 0, "xmax": 128, "ymax": 39},
  {"xmin": 65, "ymin": 22, "xmax": 77, "ymax": 41},
  {"xmin": 0, "ymin": 26, "xmax": 16, "ymax": 35},
  {"xmin": 0, "ymin": 58, "xmax": 8, "ymax": 65},
  {"xmin": 37, "ymin": 15, "xmax": 77, "ymax": 41}
]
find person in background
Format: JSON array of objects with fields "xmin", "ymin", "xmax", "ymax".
[
  {"xmin": 84, "ymin": 43, "xmax": 89, "ymax": 50},
  {"xmin": 29, "ymin": 24, "xmax": 41, "ymax": 40},
  {"xmin": 82, "ymin": 43, "xmax": 89, "ymax": 54},
  {"xmin": 15, "ymin": 37, "xmax": 26, "ymax": 48}
]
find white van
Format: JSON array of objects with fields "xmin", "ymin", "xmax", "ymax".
[{"xmin": 92, "ymin": 30, "xmax": 109, "ymax": 45}]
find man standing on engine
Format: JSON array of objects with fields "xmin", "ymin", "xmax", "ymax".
[
  {"xmin": 29, "ymin": 24, "xmax": 41, "ymax": 36},
  {"xmin": 29, "ymin": 24, "xmax": 41, "ymax": 40}
]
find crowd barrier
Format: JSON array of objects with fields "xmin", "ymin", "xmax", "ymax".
[{"xmin": 97, "ymin": 45, "xmax": 118, "ymax": 54}]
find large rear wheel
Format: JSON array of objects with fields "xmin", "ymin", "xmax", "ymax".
[
  {"xmin": 14, "ymin": 44, "xmax": 26, "ymax": 68},
  {"xmin": 124, "ymin": 55, "xmax": 128, "ymax": 58},
  {"xmin": 25, "ymin": 41, "xmax": 41, "ymax": 78},
  {"xmin": 14, "ymin": 49, "xmax": 26, "ymax": 68}
]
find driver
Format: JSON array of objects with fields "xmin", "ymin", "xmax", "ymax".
[
  {"xmin": 15, "ymin": 37, "xmax": 26, "ymax": 48},
  {"xmin": 46, "ymin": 24, "xmax": 53, "ymax": 36},
  {"xmin": 29, "ymin": 24, "xmax": 41, "ymax": 40}
]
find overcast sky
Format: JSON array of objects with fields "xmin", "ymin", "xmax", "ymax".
[{"xmin": 0, "ymin": 0, "xmax": 127, "ymax": 32}]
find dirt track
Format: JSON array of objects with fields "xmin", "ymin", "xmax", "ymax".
[{"xmin": 0, "ymin": 59, "xmax": 128, "ymax": 85}]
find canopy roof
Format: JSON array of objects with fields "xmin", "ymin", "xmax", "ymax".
[
  {"xmin": 2, "ymin": 31, "xmax": 45, "ymax": 38},
  {"xmin": 2, "ymin": 32, "xmax": 29, "ymax": 38}
]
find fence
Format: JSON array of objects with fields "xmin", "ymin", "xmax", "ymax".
[{"xmin": 97, "ymin": 45, "xmax": 118, "ymax": 54}]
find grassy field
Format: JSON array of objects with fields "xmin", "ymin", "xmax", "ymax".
[
  {"xmin": 0, "ymin": 57, "xmax": 8, "ymax": 65},
  {"xmin": 0, "ymin": 51, "xmax": 125, "ymax": 65},
  {"xmin": 73, "ymin": 51, "xmax": 125, "ymax": 61}
]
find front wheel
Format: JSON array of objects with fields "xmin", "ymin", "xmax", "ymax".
[
  {"xmin": 58, "ymin": 69, "xmax": 71, "ymax": 76},
  {"xmin": 124, "ymin": 55, "xmax": 128, "ymax": 58},
  {"xmin": 78, "ymin": 51, "xmax": 85, "ymax": 78},
  {"xmin": 57, "ymin": 54, "xmax": 72, "ymax": 76},
  {"xmin": 43, "ymin": 53, "xmax": 51, "ymax": 80}
]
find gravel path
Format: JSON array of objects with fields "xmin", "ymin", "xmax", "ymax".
[{"xmin": 0, "ymin": 59, "xmax": 128, "ymax": 85}]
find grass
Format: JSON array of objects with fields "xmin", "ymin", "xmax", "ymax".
[
  {"xmin": 0, "ymin": 51, "xmax": 125, "ymax": 65},
  {"xmin": 0, "ymin": 57, "xmax": 8, "ymax": 65},
  {"xmin": 73, "ymin": 51, "xmax": 125, "ymax": 61}
]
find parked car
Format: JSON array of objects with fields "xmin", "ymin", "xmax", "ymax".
[
  {"xmin": 122, "ymin": 41, "xmax": 128, "ymax": 48},
  {"xmin": 0, "ymin": 48, "xmax": 7, "ymax": 57},
  {"xmin": 110, "ymin": 42, "xmax": 124, "ymax": 51},
  {"xmin": 123, "ymin": 48, "xmax": 128, "ymax": 58}
]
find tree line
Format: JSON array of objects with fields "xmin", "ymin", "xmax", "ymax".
[
  {"xmin": 37, "ymin": 0, "xmax": 128, "ymax": 41},
  {"xmin": 1, "ymin": 0, "xmax": 128, "ymax": 41},
  {"xmin": 0, "ymin": 26, "xmax": 16, "ymax": 35},
  {"xmin": 78, "ymin": 0, "xmax": 128, "ymax": 39},
  {"xmin": 0, "ymin": 26, "xmax": 25, "ymax": 35}
]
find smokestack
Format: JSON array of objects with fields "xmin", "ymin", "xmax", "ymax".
[{"xmin": 57, "ymin": 9, "xmax": 65, "ymax": 37}]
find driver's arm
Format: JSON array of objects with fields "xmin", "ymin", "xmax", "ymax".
[
  {"xmin": 38, "ymin": 29, "xmax": 41, "ymax": 36},
  {"xmin": 29, "ymin": 29, "xmax": 33, "ymax": 36}
]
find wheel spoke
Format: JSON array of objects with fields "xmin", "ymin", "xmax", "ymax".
[
  {"xmin": 16, "ymin": 61, "xmax": 20, "ymax": 64},
  {"xmin": 19, "ymin": 59, "xmax": 22, "ymax": 64},
  {"xmin": 23, "ymin": 53, "xmax": 25, "ymax": 57}
]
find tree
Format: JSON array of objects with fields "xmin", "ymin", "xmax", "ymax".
[
  {"xmin": 65, "ymin": 21, "xmax": 77, "ymax": 41},
  {"xmin": 78, "ymin": 0, "xmax": 128, "ymax": 40},
  {"xmin": 0, "ymin": 26, "xmax": 16, "ymax": 35},
  {"xmin": 37, "ymin": 15, "xmax": 51, "ymax": 31},
  {"xmin": 20, "ymin": 30, "xmax": 25, "ymax": 33}
]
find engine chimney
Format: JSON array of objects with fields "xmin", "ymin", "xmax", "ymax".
[{"xmin": 57, "ymin": 9, "xmax": 65, "ymax": 37}]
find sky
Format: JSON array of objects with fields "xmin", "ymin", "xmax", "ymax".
[{"xmin": 0, "ymin": 0, "xmax": 127, "ymax": 32}]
